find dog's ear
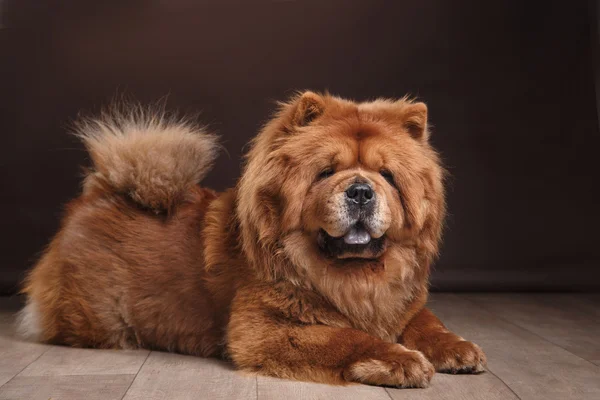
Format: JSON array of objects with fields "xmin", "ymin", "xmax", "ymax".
[
  {"xmin": 401, "ymin": 102, "xmax": 429, "ymax": 141},
  {"xmin": 291, "ymin": 91, "xmax": 326, "ymax": 127}
]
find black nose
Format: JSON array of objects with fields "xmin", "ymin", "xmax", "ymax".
[{"xmin": 345, "ymin": 183, "xmax": 374, "ymax": 205}]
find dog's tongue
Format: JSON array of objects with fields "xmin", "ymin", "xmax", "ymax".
[{"xmin": 343, "ymin": 226, "xmax": 371, "ymax": 245}]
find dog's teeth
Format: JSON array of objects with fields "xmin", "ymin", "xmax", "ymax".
[{"xmin": 343, "ymin": 227, "xmax": 371, "ymax": 245}]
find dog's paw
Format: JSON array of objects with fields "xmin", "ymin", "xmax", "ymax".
[
  {"xmin": 430, "ymin": 339, "xmax": 487, "ymax": 374},
  {"xmin": 343, "ymin": 346, "xmax": 435, "ymax": 388}
]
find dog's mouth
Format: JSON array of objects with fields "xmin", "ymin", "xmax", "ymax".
[{"xmin": 317, "ymin": 224, "xmax": 386, "ymax": 260}]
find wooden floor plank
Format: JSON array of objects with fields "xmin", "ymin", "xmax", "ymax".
[
  {"xmin": 257, "ymin": 376, "xmax": 390, "ymax": 400},
  {"xmin": 387, "ymin": 373, "xmax": 519, "ymax": 400},
  {"xmin": 19, "ymin": 346, "xmax": 149, "ymax": 377},
  {"xmin": 463, "ymin": 293, "xmax": 600, "ymax": 366},
  {"xmin": 0, "ymin": 336, "xmax": 50, "ymax": 387},
  {"xmin": 427, "ymin": 293, "xmax": 530, "ymax": 341},
  {"xmin": 0, "ymin": 374, "xmax": 134, "ymax": 400},
  {"xmin": 0, "ymin": 299, "xmax": 51, "ymax": 388},
  {"xmin": 548, "ymin": 294, "xmax": 600, "ymax": 319},
  {"xmin": 476, "ymin": 338, "xmax": 599, "ymax": 400},
  {"xmin": 122, "ymin": 351, "xmax": 256, "ymax": 400},
  {"xmin": 430, "ymin": 294, "xmax": 600, "ymax": 400}
]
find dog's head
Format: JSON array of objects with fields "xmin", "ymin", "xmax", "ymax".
[{"xmin": 237, "ymin": 91, "xmax": 445, "ymax": 286}]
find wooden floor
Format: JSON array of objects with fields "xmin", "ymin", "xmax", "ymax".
[{"xmin": 0, "ymin": 293, "xmax": 598, "ymax": 400}]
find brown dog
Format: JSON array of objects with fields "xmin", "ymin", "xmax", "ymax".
[{"xmin": 18, "ymin": 92, "xmax": 486, "ymax": 387}]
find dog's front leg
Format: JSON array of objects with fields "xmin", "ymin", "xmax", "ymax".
[
  {"xmin": 399, "ymin": 307, "xmax": 487, "ymax": 374},
  {"xmin": 227, "ymin": 305, "xmax": 434, "ymax": 387}
]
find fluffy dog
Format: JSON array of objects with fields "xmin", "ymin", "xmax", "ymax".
[{"xmin": 18, "ymin": 92, "xmax": 486, "ymax": 387}]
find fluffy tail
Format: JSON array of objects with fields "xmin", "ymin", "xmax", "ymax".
[{"xmin": 75, "ymin": 106, "xmax": 219, "ymax": 211}]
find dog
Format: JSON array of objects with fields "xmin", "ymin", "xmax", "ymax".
[{"xmin": 18, "ymin": 91, "xmax": 486, "ymax": 387}]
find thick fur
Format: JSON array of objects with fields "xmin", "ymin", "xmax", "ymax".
[
  {"xmin": 19, "ymin": 92, "xmax": 486, "ymax": 388},
  {"xmin": 77, "ymin": 108, "xmax": 219, "ymax": 211}
]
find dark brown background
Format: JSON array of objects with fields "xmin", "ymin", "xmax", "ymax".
[{"xmin": 1, "ymin": 0, "xmax": 599, "ymax": 294}]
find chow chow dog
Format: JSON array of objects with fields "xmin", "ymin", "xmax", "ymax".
[{"xmin": 18, "ymin": 91, "xmax": 486, "ymax": 387}]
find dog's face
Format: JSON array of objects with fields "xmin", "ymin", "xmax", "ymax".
[
  {"xmin": 237, "ymin": 92, "xmax": 445, "ymax": 284},
  {"xmin": 301, "ymin": 133, "xmax": 402, "ymax": 262}
]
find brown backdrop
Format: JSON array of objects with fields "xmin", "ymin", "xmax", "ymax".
[{"xmin": 1, "ymin": 0, "xmax": 599, "ymax": 293}]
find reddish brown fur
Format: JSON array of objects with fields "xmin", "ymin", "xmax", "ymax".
[{"xmin": 20, "ymin": 92, "xmax": 486, "ymax": 387}]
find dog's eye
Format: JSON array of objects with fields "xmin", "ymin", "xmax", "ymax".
[
  {"xmin": 380, "ymin": 169, "xmax": 395, "ymax": 185},
  {"xmin": 317, "ymin": 168, "xmax": 335, "ymax": 181}
]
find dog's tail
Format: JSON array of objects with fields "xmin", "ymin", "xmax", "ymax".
[{"xmin": 75, "ymin": 106, "xmax": 219, "ymax": 211}]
